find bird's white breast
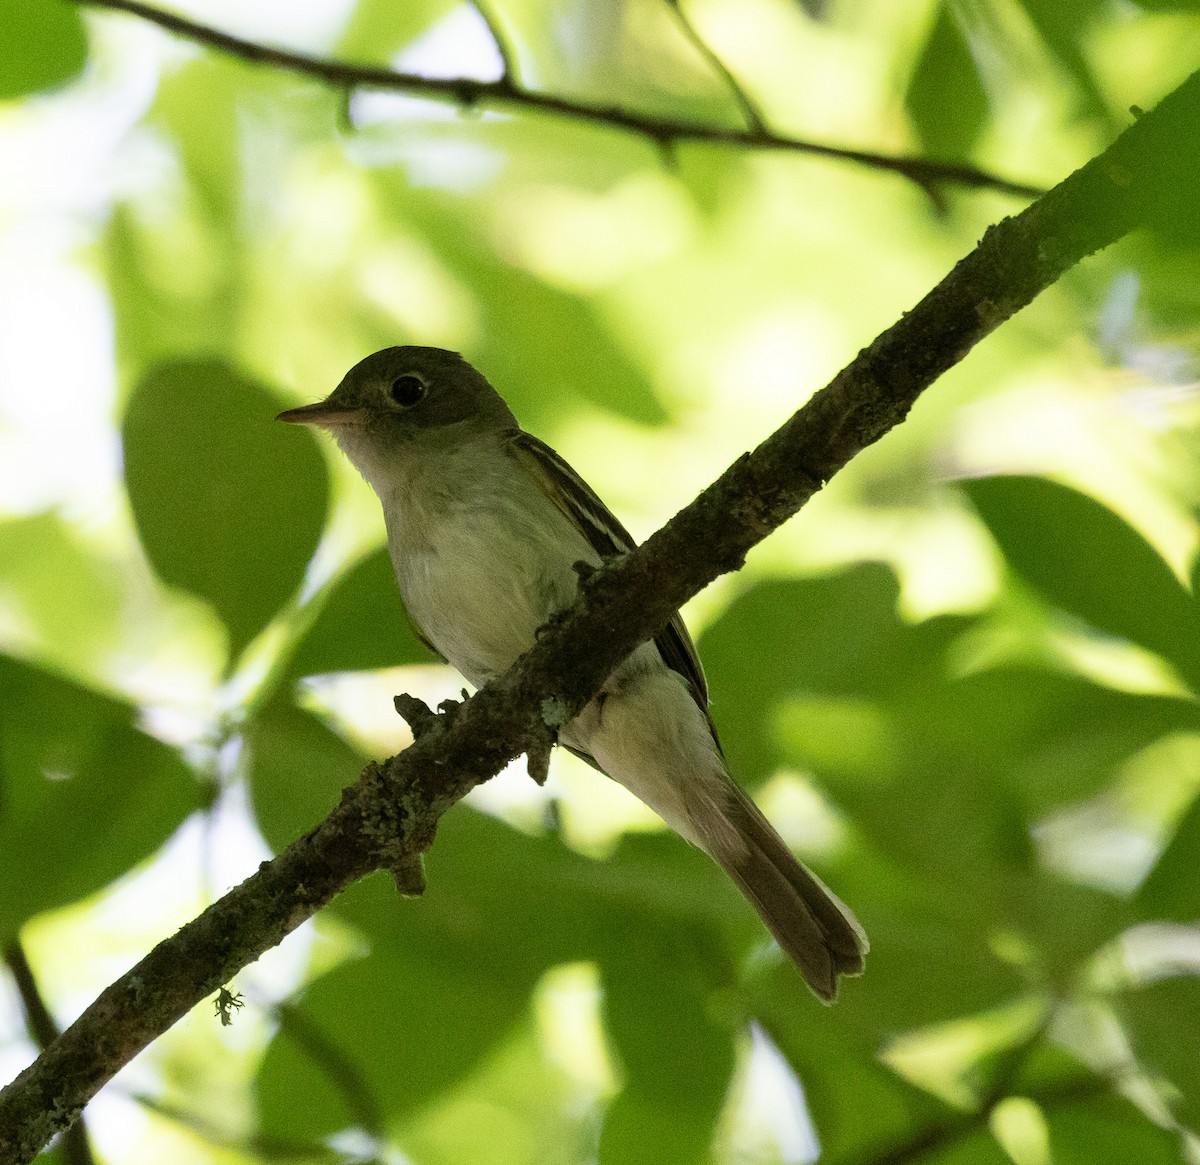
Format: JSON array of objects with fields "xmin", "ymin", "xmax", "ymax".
[{"xmin": 377, "ymin": 439, "xmax": 599, "ymax": 687}]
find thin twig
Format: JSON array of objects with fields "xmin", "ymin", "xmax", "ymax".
[
  {"xmin": 471, "ymin": 0, "xmax": 518, "ymax": 84},
  {"xmin": 3, "ymin": 944, "xmax": 96, "ymax": 1165},
  {"xmin": 666, "ymin": 0, "xmax": 767, "ymax": 134},
  {"xmin": 71, "ymin": 0, "xmax": 1044, "ymax": 198}
]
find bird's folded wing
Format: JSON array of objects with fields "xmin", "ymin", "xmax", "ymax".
[{"xmin": 506, "ymin": 430, "xmax": 711, "ymax": 716}]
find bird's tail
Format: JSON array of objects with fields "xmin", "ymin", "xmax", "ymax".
[
  {"xmin": 564, "ymin": 667, "xmax": 866, "ymax": 1000},
  {"xmin": 703, "ymin": 781, "xmax": 867, "ymax": 1002}
]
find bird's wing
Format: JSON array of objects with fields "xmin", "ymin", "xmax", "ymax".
[{"xmin": 506, "ymin": 430, "xmax": 710, "ymax": 715}]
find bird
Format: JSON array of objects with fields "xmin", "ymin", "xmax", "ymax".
[{"xmin": 278, "ymin": 346, "xmax": 867, "ymax": 1000}]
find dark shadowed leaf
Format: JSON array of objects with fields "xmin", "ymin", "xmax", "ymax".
[
  {"xmin": 122, "ymin": 360, "xmax": 329, "ymax": 662},
  {"xmin": 1046, "ymin": 1093, "xmax": 1184, "ymax": 1163},
  {"xmin": 0, "ymin": 0, "xmax": 87, "ymax": 100},
  {"xmin": 1016, "ymin": 0, "xmax": 1112, "ymax": 120},
  {"xmin": 757, "ymin": 985, "xmax": 951, "ymax": 1163},
  {"xmin": 1120, "ymin": 975, "xmax": 1200, "ymax": 1130},
  {"xmin": 286, "ymin": 547, "xmax": 436, "ymax": 679},
  {"xmin": 906, "ymin": 4, "xmax": 989, "ymax": 161},
  {"xmin": 1135, "ymin": 790, "xmax": 1200, "ymax": 921},
  {"xmin": 964, "ymin": 476, "xmax": 1200, "ymax": 687},
  {"xmin": 817, "ymin": 867, "xmax": 1026, "ymax": 1033},
  {"xmin": 914, "ymin": 1131, "xmax": 1012, "ymax": 1165},
  {"xmin": 598, "ymin": 934, "xmax": 735, "ymax": 1165},
  {"xmin": 245, "ymin": 698, "xmax": 368, "ymax": 853},
  {"xmin": 0, "ymin": 654, "xmax": 198, "ymax": 941}
]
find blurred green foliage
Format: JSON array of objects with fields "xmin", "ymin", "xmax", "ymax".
[
  {"xmin": 1, "ymin": 1, "xmax": 1199, "ymax": 1163},
  {"xmin": 0, "ymin": 0, "xmax": 88, "ymax": 100}
]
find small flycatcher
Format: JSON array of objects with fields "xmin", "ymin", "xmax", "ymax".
[{"xmin": 279, "ymin": 346, "xmax": 867, "ymax": 1000}]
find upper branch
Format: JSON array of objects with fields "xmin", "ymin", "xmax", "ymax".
[
  {"xmin": 73, "ymin": 0, "xmax": 1044, "ymax": 199},
  {"xmin": 1, "ymin": 58, "xmax": 1197, "ymax": 1165}
]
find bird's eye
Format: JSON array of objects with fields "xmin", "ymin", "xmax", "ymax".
[{"xmin": 389, "ymin": 375, "xmax": 426, "ymax": 407}]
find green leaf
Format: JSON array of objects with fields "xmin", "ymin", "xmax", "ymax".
[
  {"xmin": 964, "ymin": 476, "xmax": 1200, "ymax": 687},
  {"xmin": 396, "ymin": 1012, "xmax": 596, "ymax": 1165},
  {"xmin": 370, "ymin": 184, "xmax": 670, "ymax": 427},
  {"xmin": 598, "ymin": 936, "xmax": 735, "ymax": 1165},
  {"xmin": 245, "ymin": 699, "xmax": 367, "ymax": 854},
  {"xmin": 1046, "ymin": 1094, "xmax": 1185, "ymax": 1164},
  {"xmin": 255, "ymin": 805, "xmax": 751, "ymax": 1141},
  {"xmin": 758, "ymin": 993, "xmax": 950, "ymax": 1164},
  {"xmin": 286, "ymin": 547, "xmax": 436, "ymax": 679},
  {"xmin": 255, "ymin": 827, "xmax": 565, "ymax": 1140},
  {"xmin": 1127, "ymin": 0, "xmax": 1200, "ymax": 9},
  {"xmin": 891, "ymin": 669, "xmax": 1197, "ymax": 818},
  {"xmin": 0, "ymin": 0, "xmax": 87, "ymax": 100},
  {"xmin": 122, "ymin": 360, "xmax": 329, "ymax": 663},
  {"xmin": 698, "ymin": 564, "xmax": 964, "ymax": 785},
  {"xmin": 1015, "ymin": 0, "xmax": 1111, "ymax": 121},
  {"xmin": 335, "ymin": 0, "xmax": 459, "ymax": 62},
  {"xmin": 1121, "ymin": 976, "xmax": 1200, "ymax": 1131},
  {"xmin": 0, "ymin": 513, "xmax": 124, "ymax": 679},
  {"xmin": 829, "ymin": 882, "xmax": 1027, "ymax": 1032},
  {"xmin": 256, "ymin": 882, "xmax": 538, "ymax": 1141},
  {"xmin": 906, "ymin": 4, "xmax": 989, "ymax": 161},
  {"xmin": 0, "ymin": 654, "xmax": 198, "ymax": 941},
  {"xmin": 1135, "ymin": 791, "xmax": 1200, "ymax": 921}
]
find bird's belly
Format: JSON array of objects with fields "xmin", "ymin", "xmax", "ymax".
[{"xmin": 390, "ymin": 499, "xmax": 594, "ymax": 687}]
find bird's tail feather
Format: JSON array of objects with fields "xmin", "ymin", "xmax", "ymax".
[{"xmin": 706, "ymin": 784, "xmax": 867, "ymax": 1002}]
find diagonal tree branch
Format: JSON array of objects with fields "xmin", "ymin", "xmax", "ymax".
[
  {"xmin": 72, "ymin": 0, "xmax": 1045, "ymax": 199},
  {"xmin": 1, "ymin": 61, "xmax": 1197, "ymax": 1165}
]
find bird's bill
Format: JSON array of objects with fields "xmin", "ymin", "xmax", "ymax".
[{"xmin": 275, "ymin": 400, "xmax": 365, "ymax": 428}]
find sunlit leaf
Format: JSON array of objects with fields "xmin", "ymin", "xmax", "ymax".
[
  {"xmin": 495, "ymin": 0, "xmax": 740, "ymax": 118},
  {"xmin": 964, "ymin": 476, "xmax": 1200, "ymax": 687},
  {"xmin": 122, "ymin": 360, "xmax": 329, "ymax": 662},
  {"xmin": 1016, "ymin": 0, "xmax": 1112, "ymax": 120},
  {"xmin": 0, "ymin": 0, "xmax": 87, "ymax": 100},
  {"xmin": 0, "ymin": 654, "xmax": 198, "ymax": 941},
  {"xmin": 0, "ymin": 513, "xmax": 123, "ymax": 678},
  {"xmin": 370, "ymin": 182, "xmax": 671, "ymax": 427},
  {"xmin": 397, "ymin": 1012, "xmax": 595, "ymax": 1165},
  {"xmin": 335, "ymin": 0, "xmax": 459, "ymax": 62}
]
